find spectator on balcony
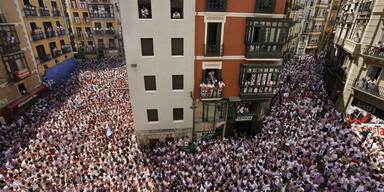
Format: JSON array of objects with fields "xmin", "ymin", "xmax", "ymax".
[
  {"xmin": 172, "ymin": 11, "xmax": 181, "ymax": 19},
  {"xmin": 218, "ymin": 80, "xmax": 225, "ymax": 97},
  {"xmin": 200, "ymin": 80, "xmax": 207, "ymax": 98},
  {"xmin": 6, "ymin": 35, "xmax": 15, "ymax": 44},
  {"xmin": 373, "ymin": 41, "xmax": 383, "ymax": 55},
  {"xmin": 140, "ymin": 6, "xmax": 149, "ymax": 18}
]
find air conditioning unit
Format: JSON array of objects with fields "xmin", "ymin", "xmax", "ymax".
[{"xmin": 131, "ymin": 64, "xmax": 137, "ymax": 68}]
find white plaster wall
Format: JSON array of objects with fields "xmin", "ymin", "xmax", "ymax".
[{"xmin": 120, "ymin": 0, "xmax": 194, "ymax": 139}]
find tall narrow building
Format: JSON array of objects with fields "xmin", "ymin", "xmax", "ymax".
[
  {"xmin": 193, "ymin": 0, "xmax": 291, "ymax": 138},
  {"xmin": 0, "ymin": 2, "xmax": 45, "ymax": 125},
  {"xmin": 121, "ymin": 0, "xmax": 195, "ymax": 144}
]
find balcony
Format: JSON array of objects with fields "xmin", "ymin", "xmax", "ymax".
[
  {"xmin": 79, "ymin": 2, "xmax": 87, "ymax": 8},
  {"xmin": 354, "ymin": 79, "xmax": 384, "ymax": 101},
  {"xmin": 77, "ymin": 32, "xmax": 84, "ymax": 39},
  {"xmin": 204, "ymin": 44, "xmax": 223, "ymax": 57},
  {"xmin": 358, "ymin": 1, "xmax": 372, "ymax": 13},
  {"xmin": 74, "ymin": 17, "xmax": 81, "ymax": 24},
  {"xmin": 200, "ymin": 86, "xmax": 223, "ymax": 100},
  {"xmin": 39, "ymin": 8, "xmax": 50, "ymax": 16},
  {"xmin": 206, "ymin": 0, "xmax": 227, "ymax": 12},
  {"xmin": 38, "ymin": 54, "xmax": 51, "ymax": 63},
  {"xmin": 52, "ymin": 9, "xmax": 61, "ymax": 16},
  {"xmin": 0, "ymin": 25, "xmax": 20, "ymax": 54},
  {"xmin": 23, "ymin": 6, "xmax": 38, "ymax": 17},
  {"xmin": 31, "ymin": 32, "xmax": 45, "ymax": 41},
  {"xmin": 51, "ymin": 50, "xmax": 62, "ymax": 58},
  {"xmin": 98, "ymin": 43, "xmax": 105, "ymax": 49},
  {"xmin": 79, "ymin": 46, "xmax": 96, "ymax": 53},
  {"xmin": 83, "ymin": 17, "xmax": 90, "ymax": 23},
  {"xmin": 90, "ymin": 12, "xmax": 114, "ymax": 18},
  {"xmin": 94, "ymin": 30, "xmax": 104, "ymax": 36},
  {"xmin": 62, "ymin": 45, "xmax": 71, "ymax": 54},
  {"xmin": 57, "ymin": 29, "xmax": 66, "ymax": 36},
  {"xmin": 239, "ymin": 64, "xmax": 281, "ymax": 100},
  {"xmin": 245, "ymin": 43, "xmax": 283, "ymax": 58},
  {"xmin": 292, "ymin": 4, "xmax": 304, "ymax": 10},
  {"xmin": 89, "ymin": 0, "xmax": 111, "ymax": 3},
  {"xmin": 45, "ymin": 31, "xmax": 56, "ymax": 38},
  {"xmin": 105, "ymin": 28, "xmax": 115, "ymax": 34},
  {"xmin": 362, "ymin": 45, "xmax": 384, "ymax": 61},
  {"xmin": 85, "ymin": 32, "xmax": 93, "ymax": 38},
  {"xmin": 344, "ymin": 39, "xmax": 361, "ymax": 57}
]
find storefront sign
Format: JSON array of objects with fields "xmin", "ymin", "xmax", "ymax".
[
  {"xmin": 15, "ymin": 68, "xmax": 31, "ymax": 80},
  {"xmin": 356, "ymin": 124, "xmax": 384, "ymax": 138},
  {"xmin": 235, "ymin": 115, "xmax": 253, "ymax": 122},
  {"xmin": 202, "ymin": 62, "xmax": 222, "ymax": 69}
]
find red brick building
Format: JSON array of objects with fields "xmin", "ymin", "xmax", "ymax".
[{"xmin": 193, "ymin": 0, "xmax": 291, "ymax": 138}]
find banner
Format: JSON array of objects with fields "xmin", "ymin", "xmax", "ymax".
[{"xmin": 356, "ymin": 124, "xmax": 384, "ymax": 138}]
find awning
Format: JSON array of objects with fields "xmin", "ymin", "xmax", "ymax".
[{"xmin": 6, "ymin": 84, "xmax": 45, "ymax": 109}]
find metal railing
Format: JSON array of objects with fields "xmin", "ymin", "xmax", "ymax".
[
  {"xmin": 200, "ymin": 87, "xmax": 223, "ymax": 99},
  {"xmin": 51, "ymin": 50, "xmax": 62, "ymax": 58},
  {"xmin": 79, "ymin": 2, "xmax": 87, "ymax": 8},
  {"xmin": 45, "ymin": 31, "xmax": 56, "ymax": 38},
  {"xmin": 90, "ymin": 12, "xmax": 114, "ymax": 18},
  {"xmin": 74, "ymin": 17, "xmax": 81, "ymax": 24},
  {"xmin": 85, "ymin": 32, "xmax": 93, "ymax": 38},
  {"xmin": 31, "ymin": 32, "xmax": 45, "ymax": 41},
  {"xmin": 0, "ymin": 41, "xmax": 20, "ymax": 55},
  {"xmin": 77, "ymin": 32, "xmax": 84, "ymax": 38},
  {"xmin": 38, "ymin": 54, "xmax": 51, "ymax": 63},
  {"xmin": 354, "ymin": 79, "xmax": 384, "ymax": 100},
  {"xmin": 98, "ymin": 43, "xmax": 105, "ymax": 49},
  {"xmin": 62, "ymin": 45, "xmax": 71, "ymax": 54},
  {"xmin": 83, "ymin": 17, "xmax": 90, "ymax": 23},
  {"xmin": 245, "ymin": 43, "xmax": 283, "ymax": 58},
  {"xmin": 363, "ymin": 45, "xmax": 384, "ymax": 60},
  {"xmin": 105, "ymin": 29, "xmax": 115, "ymax": 34},
  {"xmin": 24, "ymin": 6, "xmax": 38, "ymax": 17},
  {"xmin": 0, "ymin": 13, "xmax": 6, "ymax": 23},
  {"xmin": 39, "ymin": 8, "xmax": 50, "ymax": 16},
  {"xmin": 206, "ymin": 0, "xmax": 227, "ymax": 12},
  {"xmin": 57, "ymin": 29, "xmax": 66, "ymax": 36},
  {"xmin": 204, "ymin": 44, "xmax": 224, "ymax": 57},
  {"xmin": 94, "ymin": 30, "xmax": 104, "ymax": 35},
  {"xmin": 52, "ymin": 9, "xmax": 61, "ymax": 16}
]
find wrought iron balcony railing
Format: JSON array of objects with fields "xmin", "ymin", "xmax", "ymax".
[
  {"xmin": 354, "ymin": 79, "xmax": 384, "ymax": 100},
  {"xmin": 38, "ymin": 54, "xmax": 51, "ymax": 63},
  {"xmin": 62, "ymin": 45, "xmax": 71, "ymax": 54},
  {"xmin": 200, "ymin": 86, "xmax": 223, "ymax": 99},
  {"xmin": 74, "ymin": 17, "xmax": 81, "ymax": 24},
  {"xmin": 206, "ymin": 0, "xmax": 227, "ymax": 12},
  {"xmin": 83, "ymin": 17, "xmax": 90, "ymax": 23},
  {"xmin": 39, "ymin": 8, "xmax": 50, "ymax": 16},
  {"xmin": 363, "ymin": 45, "xmax": 384, "ymax": 60},
  {"xmin": 90, "ymin": 12, "xmax": 114, "ymax": 18},
  {"xmin": 0, "ymin": 13, "xmax": 6, "ymax": 23},
  {"xmin": 94, "ymin": 30, "xmax": 104, "ymax": 35},
  {"xmin": 51, "ymin": 50, "xmax": 62, "ymax": 58},
  {"xmin": 77, "ymin": 32, "xmax": 84, "ymax": 38},
  {"xmin": 52, "ymin": 9, "xmax": 61, "ymax": 16},
  {"xmin": 105, "ymin": 29, "xmax": 115, "ymax": 34},
  {"xmin": 45, "ymin": 31, "xmax": 56, "ymax": 38},
  {"xmin": 0, "ymin": 25, "xmax": 20, "ymax": 54},
  {"xmin": 24, "ymin": 6, "xmax": 38, "ymax": 17},
  {"xmin": 204, "ymin": 44, "xmax": 224, "ymax": 57},
  {"xmin": 57, "ymin": 29, "xmax": 66, "ymax": 36},
  {"xmin": 31, "ymin": 32, "xmax": 45, "ymax": 41}
]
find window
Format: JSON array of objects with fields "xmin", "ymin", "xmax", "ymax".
[
  {"xmin": 255, "ymin": 0, "xmax": 276, "ymax": 13},
  {"xmin": 74, "ymin": 12, "xmax": 80, "ymax": 23},
  {"xmin": 245, "ymin": 18, "xmax": 291, "ymax": 58},
  {"xmin": 205, "ymin": 23, "xmax": 223, "ymax": 56},
  {"xmin": 239, "ymin": 64, "xmax": 281, "ymax": 95},
  {"xmin": 171, "ymin": 38, "xmax": 183, "ymax": 56},
  {"xmin": 138, "ymin": 0, "xmax": 152, "ymax": 19},
  {"xmin": 173, "ymin": 108, "xmax": 183, "ymax": 121},
  {"xmin": 109, "ymin": 39, "xmax": 115, "ymax": 48},
  {"xmin": 206, "ymin": 0, "xmax": 227, "ymax": 12},
  {"xmin": 171, "ymin": 0, "xmax": 183, "ymax": 19},
  {"xmin": 144, "ymin": 75, "xmax": 156, "ymax": 91},
  {"xmin": 147, "ymin": 109, "xmax": 158, "ymax": 122},
  {"xmin": 203, "ymin": 102, "xmax": 226, "ymax": 122},
  {"xmin": 172, "ymin": 75, "xmax": 183, "ymax": 90},
  {"xmin": 18, "ymin": 83, "xmax": 27, "ymax": 94},
  {"xmin": 2, "ymin": 52, "xmax": 30, "ymax": 81},
  {"xmin": 141, "ymin": 38, "xmax": 154, "ymax": 56}
]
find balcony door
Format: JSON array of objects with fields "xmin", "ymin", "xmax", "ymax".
[
  {"xmin": 36, "ymin": 45, "xmax": 46, "ymax": 58},
  {"xmin": 207, "ymin": 23, "xmax": 222, "ymax": 46}
]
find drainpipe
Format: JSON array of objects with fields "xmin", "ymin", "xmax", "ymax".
[{"xmin": 190, "ymin": 91, "xmax": 196, "ymax": 141}]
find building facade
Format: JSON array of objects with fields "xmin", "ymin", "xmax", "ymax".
[
  {"xmin": 121, "ymin": 0, "xmax": 194, "ymax": 144},
  {"xmin": 286, "ymin": 0, "xmax": 306, "ymax": 60},
  {"xmin": 0, "ymin": 2, "xmax": 45, "ymax": 125},
  {"xmin": 18, "ymin": 0, "xmax": 74, "ymax": 75},
  {"xmin": 326, "ymin": 0, "xmax": 384, "ymax": 122},
  {"xmin": 296, "ymin": 0, "xmax": 332, "ymax": 55},
  {"xmin": 193, "ymin": 0, "xmax": 291, "ymax": 139},
  {"xmin": 65, "ymin": 0, "xmax": 122, "ymax": 58}
]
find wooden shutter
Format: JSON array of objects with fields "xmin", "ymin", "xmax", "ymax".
[
  {"xmin": 144, "ymin": 75, "xmax": 156, "ymax": 91},
  {"xmin": 141, "ymin": 38, "xmax": 154, "ymax": 56}
]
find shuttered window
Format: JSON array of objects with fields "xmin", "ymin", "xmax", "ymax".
[
  {"xmin": 171, "ymin": 38, "xmax": 183, "ymax": 56},
  {"xmin": 147, "ymin": 109, "xmax": 158, "ymax": 122},
  {"xmin": 144, "ymin": 75, "xmax": 156, "ymax": 91},
  {"xmin": 141, "ymin": 38, "xmax": 154, "ymax": 56},
  {"xmin": 173, "ymin": 108, "xmax": 183, "ymax": 121},
  {"xmin": 172, "ymin": 75, "xmax": 183, "ymax": 90}
]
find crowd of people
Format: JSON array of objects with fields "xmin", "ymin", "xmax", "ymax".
[
  {"xmin": 0, "ymin": 54, "xmax": 383, "ymax": 191},
  {"xmin": 0, "ymin": 57, "xmax": 155, "ymax": 191},
  {"xmin": 143, "ymin": 54, "xmax": 384, "ymax": 191},
  {"xmin": 200, "ymin": 70, "xmax": 225, "ymax": 98}
]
